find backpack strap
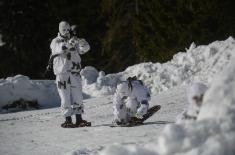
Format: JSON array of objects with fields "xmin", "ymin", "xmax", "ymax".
[{"xmin": 127, "ymin": 76, "xmax": 138, "ymax": 91}]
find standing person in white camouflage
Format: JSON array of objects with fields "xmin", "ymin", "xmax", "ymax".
[
  {"xmin": 112, "ymin": 76, "xmax": 151, "ymax": 126},
  {"xmin": 50, "ymin": 21, "xmax": 91, "ymax": 128},
  {"xmin": 176, "ymin": 82, "xmax": 208, "ymax": 123}
]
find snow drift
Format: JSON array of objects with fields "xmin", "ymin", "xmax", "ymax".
[
  {"xmin": 83, "ymin": 37, "xmax": 235, "ymax": 96},
  {"xmin": 0, "ymin": 75, "xmax": 59, "ymax": 108}
]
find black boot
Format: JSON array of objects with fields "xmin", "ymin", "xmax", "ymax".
[
  {"xmin": 61, "ymin": 116, "xmax": 74, "ymax": 128},
  {"xmin": 75, "ymin": 114, "xmax": 83, "ymax": 124},
  {"xmin": 74, "ymin": 114, "xmax": 91, "ymax": 127}
]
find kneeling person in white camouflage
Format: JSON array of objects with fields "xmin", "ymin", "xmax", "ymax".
[
  {"xmin": 50, "ymin": 21, "xmax": 91, "ymax": 128},
  {"xmin": 113, "ymin": 76, "xmax": 151, "ymax": 125}
]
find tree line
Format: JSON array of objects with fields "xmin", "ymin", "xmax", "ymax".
[{"xmin": 0, "ymin": 0, "xmax": 234, "ymax": 79}]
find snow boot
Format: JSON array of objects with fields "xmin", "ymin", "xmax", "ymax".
[
  {"xmin": 129, "ymin": 117, "xmax": 143, "ymax": 125},
  {"xmin": 74, "ymin": 114, "xmax": 91, "ymax": 127},
  {"xmin": 61, "ymin": 116, "xmax": 75, "ymax": 128}
]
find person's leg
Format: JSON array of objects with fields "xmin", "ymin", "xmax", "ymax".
[
  {"xmin": 112, "ymin": 95, "xmax": 129, "ymax": 125},
  {"xmin": 70, "ymin": 74, "xmax": 91, "ymax": 127},
  {"xmin": 113, "ymin": 104, "xmax": 128, "ymax": 125},
  {"xmin": 56, "ymin": 74, "xmax": 74, "ymax": 128},
  {"xmin": 70, "ymin": 75, "xmax": 84, "ymax": 114}
]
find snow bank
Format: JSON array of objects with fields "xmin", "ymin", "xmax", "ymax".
[
  {"xmin": 154, "ymin": 53, "xmax": 235, "ymax": 155},
  {"xmin": 100, "ymin": 52, "xmax": 235, "ymax": 155},
  {"xmin": 0, "ymin": 75, "xmax": 60, "ymax": 108},
  {"xmin": 83, "ymin": 37, "xmax": 235, "ymax": 96}
]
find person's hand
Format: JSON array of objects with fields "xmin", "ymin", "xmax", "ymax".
[
  {"xmin": 69, "ymin": 47, "xmax": 76, "ymax": 51},
  {"xmin": 62, "ymin": 45, "xmax": 67, "ymax": 51},
  {"xmin": 67, "ymin": 53, "xmax": 71, "ymax": 60}
]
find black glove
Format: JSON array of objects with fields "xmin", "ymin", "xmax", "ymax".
[
  {"xmin": 67, "ymin": 53, "xmax": 71, "ymax": 60},
  {"xmin": 69, "ymin": 47, "xmax": 76, "ymax": 51},
  {"xmin": 62, "ymin": 45, "xmax": 67, "ymax": 51}
]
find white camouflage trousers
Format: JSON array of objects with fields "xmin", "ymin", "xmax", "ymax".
[{"xmin": 56, "ymin": 72, "xmax": 84, "ymax": 117}]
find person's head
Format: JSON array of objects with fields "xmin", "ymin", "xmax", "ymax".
[
  {"xmin": 117, "ymin": 82, "xmax": 129, "ymax": 97},
  {"xmin": 59, "ymin": 21, "xmax": 70, "ymax": 38},
  {"xmin": 70, "ymin": 25, "xmax": 78, "ymax": 36},
  {"xmin": 187, "ymin": 82, "xmax": 208, "ymax": 107}
]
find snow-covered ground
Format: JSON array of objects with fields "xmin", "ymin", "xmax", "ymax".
[
  {"xmin": 0, "ymin": 86, "xmax": 186, "ymax": 155},
  {"xmin": 0, "ymin": 37, "xmax": 235, "ymax": 155}
]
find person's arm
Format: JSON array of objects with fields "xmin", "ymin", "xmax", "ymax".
[
  {"xmin": 50, "ymin": 38, "xmax": 68, "ymax": 55},
  {"xmin": 77, "ymin": 38, "xmax": 90, "ymax": 54},
  {"xmin": 136, "ymin": 100, "xmax": 149, "ymax": 118},
  {"xmin": 135, "ymin": 86, "xmax": 151, "ymax": 118}
]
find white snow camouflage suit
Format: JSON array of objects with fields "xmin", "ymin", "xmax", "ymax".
[
  {"xmin": 50, "ymin": 33, "xmax": 90, "ymax": 117},
  {"xmin": 113, "ymin": 79, "xmax": 151, "ymax": 123}
]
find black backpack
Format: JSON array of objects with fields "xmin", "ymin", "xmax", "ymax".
[{"xmin": 127, "ymin": 76, "xmax": 143, "ymax": 90}]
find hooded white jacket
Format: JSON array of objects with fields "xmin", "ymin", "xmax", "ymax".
[
  {"xmin": 50, "ymin": 34, "xmax": 90, "ymax": 75},
  {"xmin": 113, "ymin": 80, "xmax": 151, "ymax": 122}
]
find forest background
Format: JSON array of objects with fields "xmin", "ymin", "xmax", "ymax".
[{"xmin": 0, "ymin": 0, "xmax": 234, "ymax": 79}]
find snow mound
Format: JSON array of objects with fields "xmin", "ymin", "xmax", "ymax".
[
  {"xmin": 0, "ymin": 75, "xmax": 60, "ymax": 108},
  {"xmin": 83, "ymin": 37, "xmax": 235, "ymax": 96}
]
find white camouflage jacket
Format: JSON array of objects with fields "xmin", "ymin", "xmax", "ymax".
[
  {"xmin": 50, "ymin": 33, "xmax": 90, "ymax": 75},
  {"xmin": 113, "ymin": 80, "xmax": 151, "ymax": 119}
]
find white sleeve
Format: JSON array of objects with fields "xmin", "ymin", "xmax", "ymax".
[
  {"xmin": 50, "ymin": 39, "xmax": 66, "ymax": 55},
  {"xmin": 136, "ymin": 100, "xmax": 149, "ymax": 117},
  {"xmin": 113, "ymin": 92, "xmax": 126, "ymax": 113},
  {"xmin": 133, "ymin": 84, "xmax": 150, "ymax": 117},
  {"xmin": 78, "ymin": 38, "xmax": 90, "ymax": 54}
]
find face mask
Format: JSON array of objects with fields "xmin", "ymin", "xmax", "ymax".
[{"xmin": 59, "ymin": 21, "xmax": 70, "ymax": 38}]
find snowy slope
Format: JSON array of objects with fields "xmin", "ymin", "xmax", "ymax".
[{"xmin": 0, "ymin": 85, "xmax": 187, "ymax": 155}]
